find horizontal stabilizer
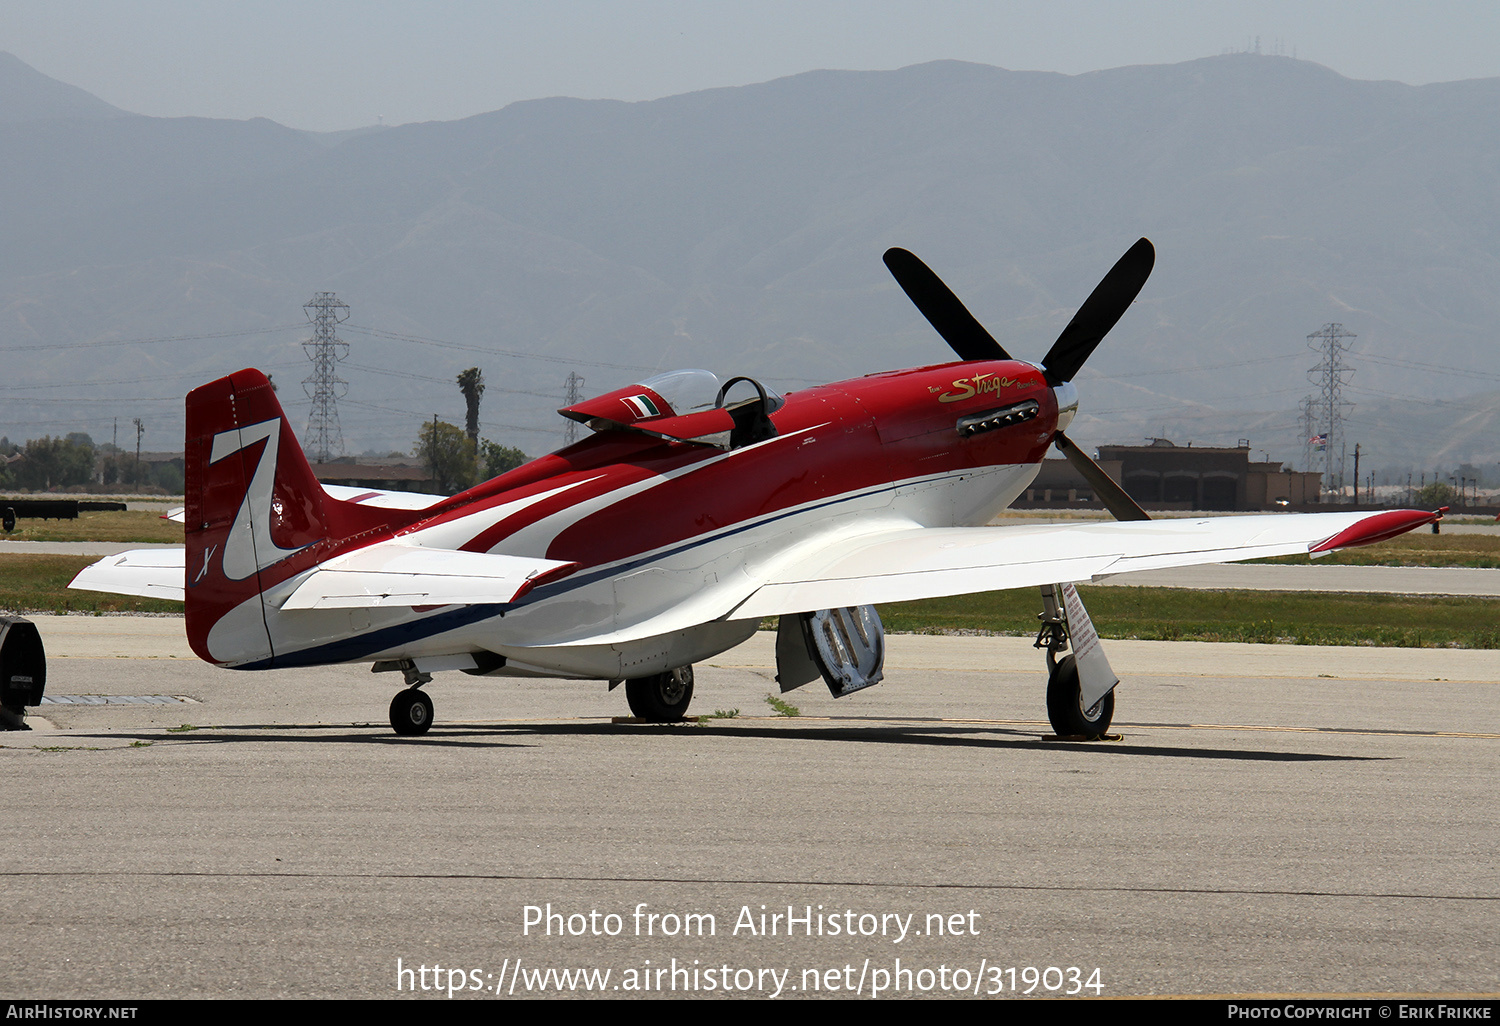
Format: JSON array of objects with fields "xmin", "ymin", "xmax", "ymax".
[
  {"xmin": 278, "ymin": 541, "xmax": 576, "ymax": 610},
  {"xmin": 160, "ymin": 487, "xmax": 445, "ymax": 522},
  {"xmin": 320, "ymin": 484, "xmax": 448, "ymax": 510},
  {"xmin": 69, "ymin": 548, "xmax": 186, "ymax": 602}
]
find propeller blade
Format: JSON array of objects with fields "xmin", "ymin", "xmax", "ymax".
[
  {"xmin": 1041, "ymin": 238, "xmax": 1155, "ymax": 385},
  {"xmin": 1055, "ymin": 431, "xmax": 1150, "ymax": 522},
  {"xmin": 883, "ymin": 248, "xmax": 1011, "ymax": 362}
]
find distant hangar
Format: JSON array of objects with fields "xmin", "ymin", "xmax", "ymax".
[{"xmin": 1017, "ymin": 439, "xmax": 1322, "ymax": 512}]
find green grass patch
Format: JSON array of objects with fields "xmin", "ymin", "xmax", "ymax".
[
  {"xmin": 0, "ymin": 554, "xmax": 181, "ymax": 614},
  {"xmin": 881, "ymin": 586, "xmax": 1500, "ymax": 649},
  {"xmin": 0, "ymin": 509, "xmax": 183, "ymax": 545},
  {"xmin": 764, "ymin": 694, "xmax": 800, "ymax": 717}
]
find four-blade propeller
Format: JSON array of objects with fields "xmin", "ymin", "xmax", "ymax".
[{"xmin": 883, "ymin": 239, "xmax": 1155, "ymax": 522}]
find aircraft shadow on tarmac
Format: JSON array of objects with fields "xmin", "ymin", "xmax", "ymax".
[{"xmin": 77, "ymin": 722, "xmax": 1387, "ymax": 763}]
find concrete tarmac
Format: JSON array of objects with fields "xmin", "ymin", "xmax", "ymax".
[{"xmin": 1, "ymin": 615, "xmax": 1496, "ymax": 1000}]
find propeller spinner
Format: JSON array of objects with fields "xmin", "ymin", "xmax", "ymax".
[{"xmin": 883, "ymin": 240, "xmax": 1155, "ymax": 521}]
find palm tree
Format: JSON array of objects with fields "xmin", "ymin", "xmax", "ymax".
[{"xmin": 456, "ymin": 367, "xmax": 485, "ymax": 445}]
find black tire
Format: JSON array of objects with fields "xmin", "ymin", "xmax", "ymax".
[
  {"xmin": 390, "ymin": 688, "xmax": 434, "ymax": 736},
  {"xmin": 625, "ymin": 666, "xmax": 694, "ymax": 722},
  {"xmin": 1045, "ymin": 655, "xmax": 1114, "ymax": 737}
]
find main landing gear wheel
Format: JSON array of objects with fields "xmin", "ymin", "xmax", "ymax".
[
  {"xmin": 390, "ymin": 688, "xmax": 434, "ymax": 736},
  {"xmin": 1045, "ymin": 655, "xmax": 1114, "ymax": 738},
  {"xmin": 625, "ymin": 666, "xmax": 694, "ymax": 722}
]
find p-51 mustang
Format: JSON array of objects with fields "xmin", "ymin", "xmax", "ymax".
[{"xmin": 72, "ymin": 240, "xmax": 1437, "ymax": 736}]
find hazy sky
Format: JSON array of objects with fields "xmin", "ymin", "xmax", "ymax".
[{"xmin": 5, "ymin": 0, "xmax": 1500, "ymax": 132}]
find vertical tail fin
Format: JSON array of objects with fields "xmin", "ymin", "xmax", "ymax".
[{"xmin": 184, "ymin": 369, "xmax": 328, "ymax": 666}]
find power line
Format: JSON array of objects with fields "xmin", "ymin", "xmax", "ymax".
[
  {"xmin": 0, "ymin": 324, "xmax": 303, "ymax": 353},
  {"xmin": 0, "ymin": 363, "xmax": 308, "ymax": 394},
  {"xmin": 343, "ymin": 323, "xmax": 660, "ymax": 373},
  {"xmin": 1087, "ymin": 351, "xmax": 1307, "ymax": 379},
  {"xmin": 0, "ymin": 395, "xmax": 182, "ymax": 405},
  {"xmin": 343, "ymin": 361, "xmax": 562, "ymax": 399},
  {"xmin": 340, "ymin": 398, "xmax": 559, "ymax": 434},
  {"xmin": 1357, "ymin": 352, "xmax": 1500, "ymax": 382}
]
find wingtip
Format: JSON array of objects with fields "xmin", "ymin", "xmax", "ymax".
[{"xmin": 1308, "ymin": 508, "xmax": 1443, "ymax": 553}]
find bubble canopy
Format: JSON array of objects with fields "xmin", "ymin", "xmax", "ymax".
[
  {"xmin": 558, "ymin": 369, "xmax": 784, "ymax": 434},
  {"xmin": 636, "ymin": 368, "xmax": 723, "ymax": 416}
]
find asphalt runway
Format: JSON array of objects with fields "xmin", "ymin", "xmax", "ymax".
[{"xmin": 0, "ymin": 615, "xmax": 1495, "ymax": 1000}]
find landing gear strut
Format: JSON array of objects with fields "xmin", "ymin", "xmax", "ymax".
[
  {"xmin": 625, "ymin": 666, "xmax": 694, "ymax": 722},
  {"xmin": 1035, "ymin": 583, "xmax": 1115, "ymax": 738}
]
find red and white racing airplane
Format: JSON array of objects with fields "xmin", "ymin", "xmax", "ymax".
[{"xmin": 72, "ymin": 240, "xmax": 1438, "ymax": 736}]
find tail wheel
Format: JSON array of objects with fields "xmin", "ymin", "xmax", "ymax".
[
  {"xmin": 625, "ymin": 666, "xmax": 694, "ymax": 722},
  {"xmin": 390, "ymin": 688, "xmax": 434, "ymax": 736},
  {"xmin": 1045, "ymin": 655, "xmax": 1114, "ymax": 738}
]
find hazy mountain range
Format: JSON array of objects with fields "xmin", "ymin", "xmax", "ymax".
[{"xmin": 2, "ymin": 50, "xmax": 1497, "ymax": 480}]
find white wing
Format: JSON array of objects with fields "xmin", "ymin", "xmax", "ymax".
[
  {"xmin": 544, "ymin": 508, "xmax": 1437, "ymax": 647},
  {"xmin": 69, "ymin": 509, "xmax": 1436, "ymax": 635},
  {"xmin": 730, "ymin": 509, "xmax": 1437, "ymax": 620}
]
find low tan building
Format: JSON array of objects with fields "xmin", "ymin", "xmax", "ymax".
[
  {"xmin": 311, "ymin": 460, "xmax": 435, "ymax": 493},
  {"xmin": 1013, "ymin": 441, "xmax": 1321, "ymax": 512},
  {"xmin": 1097, "ymin": 439, "xmax": 1321, "ymax": 510}
]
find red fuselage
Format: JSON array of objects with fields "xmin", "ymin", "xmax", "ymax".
[
  {"xmin": 416, "ymin": 359, "xmax": 1058, "ymax": 566},
  {"xmin": 183, "ymin": 361, "xmax": 1057, "ymax": 668}
]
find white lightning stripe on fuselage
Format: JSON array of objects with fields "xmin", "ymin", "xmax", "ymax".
[
  {"xmin": 395, "ymin": 477, "xmax": 606, "ymax": 550},
  {"xmin": 489, "ymin": 425, "xmax": 830, "ymax": 558}
]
